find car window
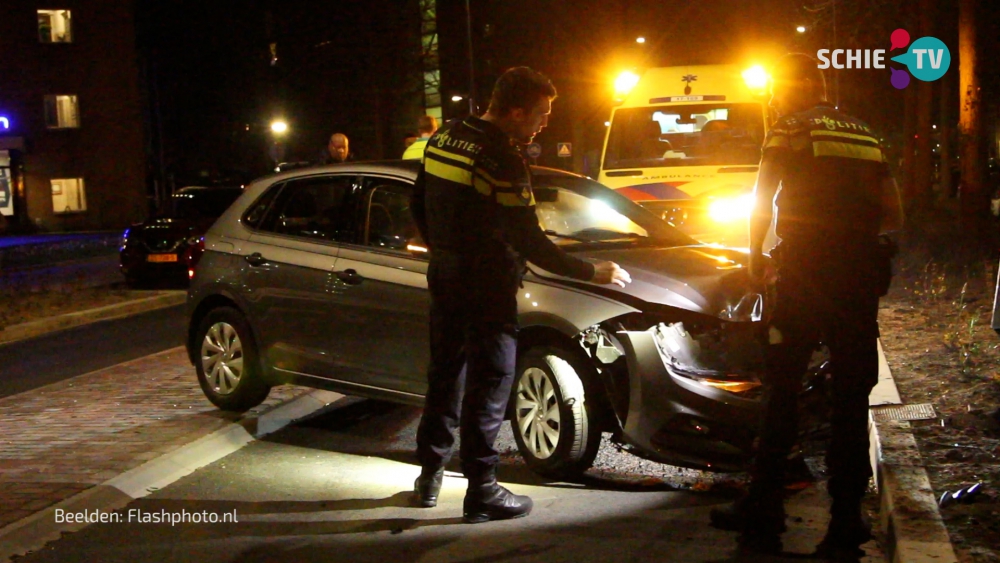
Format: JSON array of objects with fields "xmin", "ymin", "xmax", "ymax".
[
  {"xmin": 365, "ymin": 181, "xmax": 418, "ymax": 252},
  {"xmin": 256, "ymin": 175, "xmax": 361, "ymax": 243},
  {"xmin": 242, "ymin": 182, "xmax": 283, "ymax": 228}
]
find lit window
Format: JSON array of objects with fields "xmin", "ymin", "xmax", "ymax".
[
  {"xmin": 44, "ymin": 95, "xmax": 79, "ymax": 128},
  {"xmin": 38, "ymin": 10, "xmax": 73, "ymax": 43},
  {"xmin": 51, "ymin": 178, "xmax": 87, "ymax": 213}
]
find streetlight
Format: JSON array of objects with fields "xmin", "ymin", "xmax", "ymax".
[
  {"xmin": 270, "ymin": 120, "xmax": 288, "ymax": 135},
  {"xmin": 796, "ymin": 25, "xmax": 807, "ymax": 33},
  {"xmin": 636, "ymin": 36, "xmax": 646, "ymax": 44},
  {"xmin": 451, "ymin": 95, "xmax": 464, "ymax": 102}
]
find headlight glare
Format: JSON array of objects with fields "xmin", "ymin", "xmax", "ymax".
[{"xmin": 708, "ymin": 194, "xmax": 755, "ymax": 223}]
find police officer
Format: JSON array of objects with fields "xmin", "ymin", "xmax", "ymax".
[
  {"xmin": 410, "ymin": 67, "xmax": 630, "ymax": 523},
  {"xmin": 710, "ymin": 54, "xmax": 904, "ymax": 557}
]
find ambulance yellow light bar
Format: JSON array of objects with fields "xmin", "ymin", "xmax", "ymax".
[
  {"xmin": 614, "ymin": 71, "xmax": 641, "ymax": 99},
  {"xmin": 741, "ymin": 65, "xmax": 769, "ymax": 90}
]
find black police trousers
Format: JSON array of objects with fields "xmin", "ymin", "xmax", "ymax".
[
  {"xmin": 415, "ymin": 255, "xmax": 520, "ymax": 484},
  {"xmin": 750, "ymin": 242, "xmax": 882, "ymax": 514}
]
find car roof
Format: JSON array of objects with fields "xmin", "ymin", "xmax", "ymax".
[
  {"xmin": 175, "ymin": 186, "xmax": 243, "ymax": 194},
  {"xmin": 266, "ymin": 159, "xmax": 591, "ymax": 184}
]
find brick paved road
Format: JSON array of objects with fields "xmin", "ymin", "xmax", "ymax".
[{"xmin": 0, "ymin": 347, "xmax": 310, "ymax": 530}]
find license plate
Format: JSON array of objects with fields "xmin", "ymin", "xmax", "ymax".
[{"xmin": 147, "ymin": 254, "xmax": 178, "ymax": 263}]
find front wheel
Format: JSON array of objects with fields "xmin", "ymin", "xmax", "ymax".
[
  {"xmin": 194, "ymin": 306, "xmax": 270, "ymax": 412},
  {"xmin": 510, "ymin": 346, "xmax": 603, "ymax": 480}
]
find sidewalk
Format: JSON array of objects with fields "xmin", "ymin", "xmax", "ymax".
[{"xmin": 0, "ymin": 348, "xmax": 301, "ymax": 530}]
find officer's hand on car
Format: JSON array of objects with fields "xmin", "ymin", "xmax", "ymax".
[
  {"xmin": 591, "ymin": 261, "xmax": 631, "ymax": 288},
  {"xmin": 748, "ymin": 249, "xmax": 776, "ymax": 288}
]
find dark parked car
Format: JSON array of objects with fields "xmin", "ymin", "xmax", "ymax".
[
  {"xmin": 186, "ymin": 161, "xmax": 826, "ymax": 478},
  {"xmin": 120, "ymin": 186, "xmax": 243, "ymax": 286}
]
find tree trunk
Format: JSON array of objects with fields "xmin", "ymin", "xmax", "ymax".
[
  {"xmin": 902, "ymin": 76, "xmax": 917, "ymax": 205},
  {"xmin": 914, "ymin": 0, "xmax": 935, "ymax": 209},
  {"xmin": 939, "ymin": 73, "xmax": 952, "ymax": 199},
  {"xmin": 958, "ymin": 0, "xmax": 986, "ymax": 226}
]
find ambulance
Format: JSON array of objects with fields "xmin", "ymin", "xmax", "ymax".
[{"xmin": 598, "ymin": 64, "xmax": 771, "ymax": 246}]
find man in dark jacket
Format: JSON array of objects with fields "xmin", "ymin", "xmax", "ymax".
[
  {"xmin": 710, "ymin": 54, "xmax": 903, "ymax": 558},
  {"xmin": 410, "ymin": 67, "xmax": 630, "ymax": 523}
]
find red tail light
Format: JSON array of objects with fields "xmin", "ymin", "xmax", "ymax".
[{"xmin": 183, "ymin": 237, "xmax": 206, "ymax": 278}]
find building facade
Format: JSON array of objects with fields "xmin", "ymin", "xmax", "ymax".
[{"xmin": 0, "ymin": 1, "xmax": 146, "ymax": 233}]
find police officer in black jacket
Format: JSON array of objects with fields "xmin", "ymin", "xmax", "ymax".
[
  {"xmin": 410, "ymin": 67, "xmax": 630, "ymax": 523},
  {"xmin": 710, "ymin": 54, "xmax": 904, "ymax": 558}
]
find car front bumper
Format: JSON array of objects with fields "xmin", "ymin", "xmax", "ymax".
[{"xmin": 617, "ymin": 330, "xmax": 760, "ymax": 471}]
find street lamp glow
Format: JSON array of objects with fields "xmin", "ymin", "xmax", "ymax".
[
  {"xmin": 451, "ymin": 95, "xmax": 464, "ymax": 102},
  {"xmin": 796, "ymin": 26, "xmax": 807, "ymax": 33},
  {"xmin": 636, "ymin": 36, "xmax": 646, "ymax": 44},
  {"xmin": 270, "ymin": 120, "xmax": 288, "ymax": 134},
  {"xmin": 614, "ymin": 71, "xmax": 641, "ymax": 98}
]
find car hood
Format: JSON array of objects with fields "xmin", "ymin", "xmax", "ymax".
[{"xmin": 561, "ymin": 245, "xmax": 759, "ymax": 318}]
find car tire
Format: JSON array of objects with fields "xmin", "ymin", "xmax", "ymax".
[
  {"xmin": 194, "ymin": 306, "xmax": 270, "ymax": 412},
  {"xmin": 510, "ymin": 346, "xmax": 602, "ymax": 480}
]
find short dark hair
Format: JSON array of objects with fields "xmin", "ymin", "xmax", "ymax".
[
  {"xmin": 772, "ymin": 53, "xmax": 827, "ymax": 99},
  {"xmin": 487, "ymin": 67, "xmax": 557, "ymax": 117}
]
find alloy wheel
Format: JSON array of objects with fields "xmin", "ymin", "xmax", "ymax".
[
  {"xmin": 200, "ymin": 322, "xmax": 244, "ymax": 395},
  {"xmin": 515, "ymin": 367, "xmax": 561, "ymax": 459}
]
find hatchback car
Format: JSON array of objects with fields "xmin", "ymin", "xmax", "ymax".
[
  {"xmin": 186, "ymin": 161, "xmax": 824, "ymax": 478},
  {"xmin": 120, "ymin": 186, "xmax": 243, "ymax": 287}
]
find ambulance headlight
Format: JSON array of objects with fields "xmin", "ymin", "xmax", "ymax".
[{"xmin": 708, "ymin": 194, "xmax": 755, "ymax": 223}]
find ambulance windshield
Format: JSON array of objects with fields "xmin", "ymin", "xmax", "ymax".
[{"xmin": 604, "ymin": 103, "xmax": 765, "ymax": 170}]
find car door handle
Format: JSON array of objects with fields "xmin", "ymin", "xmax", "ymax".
[
  {"xmin": 244, "ymin": 252, "xmax": 267, "ymax": 267},
  {"xmin": 334, "ymin": 269, "xmax": 364, "ymax": 285}
]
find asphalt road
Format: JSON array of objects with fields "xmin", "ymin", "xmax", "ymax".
[
  {"xmin": 0, "ymin": 304, "xmax": 187, "ymax": 399},
  {"xmin": 10, "ymin": 395, "xmax": 881, "ymax": 563}
]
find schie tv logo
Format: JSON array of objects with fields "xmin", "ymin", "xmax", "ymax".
[{"xmin": 816, "ymin": 28, "xmax": 951, "ymax": 90}]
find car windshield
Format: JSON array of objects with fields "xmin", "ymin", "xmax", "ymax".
[
  {"xmin": 532, "ymin": 173, "xmax": 695, "ymax": 247},
  {"xmin": 167, "ymin": 189, "xmax": 242, "ymax": 220},
  {"xmin": 604, "ymin": 103, "xmax": 765, "ymax": 169}
]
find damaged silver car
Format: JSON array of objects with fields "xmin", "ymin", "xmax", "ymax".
[{"xmin": 186, "ymin": 160, "xmax": 818, "ymax": 478}]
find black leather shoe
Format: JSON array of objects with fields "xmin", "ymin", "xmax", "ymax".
[
  {"xmin": 462, "ymin": 481, "xmax": 533, "ymax": 523},
  {"xmin": 814, "ymin": 513, "xmax": 872, "ymax": 560},
  {"xmin": 413, "ymin": 467, "xmax": 444, "ymax": 508}
]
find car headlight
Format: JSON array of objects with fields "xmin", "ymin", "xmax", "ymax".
[
  {"xmin": 707, "ymin": 194, "xmax": 755, "ymax": 223},
  {"xmin": 652, "ymin": 322, "xmax": 762, "ymax": 394},
  {"xmin": 718, "ymin": 291, "xmax": 764, "ymax": 323}
]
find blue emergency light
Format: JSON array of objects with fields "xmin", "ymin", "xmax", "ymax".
[{"xmin": 0, "ymin": 116, "xmax": 9, "ymax": 130}]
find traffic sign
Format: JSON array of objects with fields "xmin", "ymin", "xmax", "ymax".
[
  {"xmin": 526, "ymin": 143, "xmax": 542, "ymax": 159},
  {"xmin": 557, "ymin": 143, "xmax": 572, "ymax": 157}
]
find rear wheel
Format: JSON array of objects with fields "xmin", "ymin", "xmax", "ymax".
[
  {"xmin": 195, "ymin": 307, "xmax": 270, "ymax": 412},
  {"xmin": 510, "ymin": 346, "xmax": 603, "ymax": 480}
]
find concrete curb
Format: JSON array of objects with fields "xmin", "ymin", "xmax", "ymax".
[
  {"xmin": 0, "ymin": 290, "xmax": 187, "ymax": 345},
  {"xmin": 872, "ymin": 342, "xmax": 959, "ymax": 563},
  {"xmin": 0, "ymin": 389, "xmax": 344, "ymax": 560}
]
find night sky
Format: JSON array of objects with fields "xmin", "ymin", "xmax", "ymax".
[{"xmin": 135, "ymin": 0, "xmax": 999, "ymax": 187}]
